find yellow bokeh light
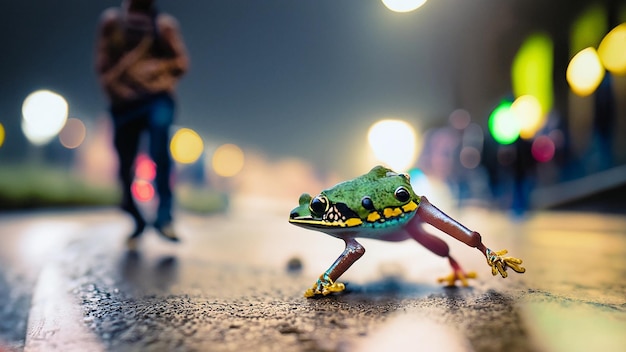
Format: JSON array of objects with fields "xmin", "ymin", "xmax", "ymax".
[
  {"xmin": 511, "ymin": 95, "xmax": 544, "ymax": 140},
  {"xmin": 367, "ymin": 119, "xmax": 419, "ymax": 172},
  {"xmin": 21, "ymin": 90, "xmax": 69, "ymax": 145},
  {"xmin": 382, "ymin": 0, "xmax": 427, "ymax": 13},
  {"xmin": 566, "ymin": 47, "xmax": 605, "ymax": 96},
  {"xmin": 170, "ymin": 128, "xmax": 204, "ymax": 164},
  {"xmin": 0, "ymin": 123, "xmax": 4, "ymax": 148},
  {"xmin": 598, "ymin": 23, "xmax": 626, "ymax": 74},
  {"xmin": 59, "ymin": 118, "xmax": 86, "ymax": 149},
  {"xmin": 511, "ymin": 33, "xmax": 554, "ymax": 115},
  {"xmin": 212, "ymin": 143, "xmax": 245, "ymax": 177}
]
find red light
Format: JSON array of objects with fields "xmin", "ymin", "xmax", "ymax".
[
  {"xmin": 131, "ymin": 179, "xmax": 155, "ymax": 202},
  {"xmin": 531, "ymin": 136, "xmax": 555, "ymax": 163},
  {"xmin": 135, "ymin": 154, "xmax": 156, "ymax": 181}
]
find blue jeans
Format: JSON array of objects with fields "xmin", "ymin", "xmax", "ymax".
[{"xmin": 111, "ymin": 93, "xmax": 175, "ymax": 228}]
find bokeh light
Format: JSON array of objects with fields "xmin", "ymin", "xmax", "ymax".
[
  {"xmin": 531, "ymin": 135, "xmax": 556, "ymax": 163},
  {"xmin": 170, "ymin": 128, "xmax": 204, "ymax": 164},
  {"xmin": 511, "ymin": 33, "xmax": 554, "ymax": 115},
  {"xmin": 449, "ymin": 109, "xmax": 471, "ymax": 130},
  {"xmin": 212, "ymin": 143, "xmax": 245, "ymax": 177},
  {"xmin": 460, "ymin": 146, "xmax": 481, "ymax": 169},
  {"xmin": 598, "ymin": 23, "xmax": 626, "ymax": 74},
  {"xmin": 367, "ymin": 119, "xmax": 419, "ymax": 172},
  {"xmin": 497, "ymin": 146, "xmax": 516, "ymax": 166},
  {"xmin": 463, "ymin": 123, "xmax": 484, "ymax": 149},
  {"xmin": 21, "ymin": 119, "xmax": 54, "ymax": 146},
  {"xmin": 489, "ymin": 101, "xmax": 520, "ymax": 145},
  {"xmin": 381, "ymin": 0, "xmax": 427, "ymax": 13},
  {"xmin": 0, "ymin": 123, "xmax": 5, "ymax": 148},
  {"xmin": 131, "ymin": 179, "xmax": 155, "ymax": 202},
  {"xmin": 511, "ymin": 95, "xmax": 544, "ymax": 140},
  {"xmin": 21, "ymin": 90, "xmax": 69, "ymax": 145},
  {"xmin": 135, "ymin": 154, "xmax": 156, "ymax": 181},
  {"xmin": 58, "ymin": 117, "xmax": 86, "ymax": 149},
  {"xmin": 566, "ymin": 47, "xmax": 605, "ymax": 97}
]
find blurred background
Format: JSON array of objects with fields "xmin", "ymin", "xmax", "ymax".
[{"xmin": 1, "ymin": 0, "xmax": 625, "ymax": 215}]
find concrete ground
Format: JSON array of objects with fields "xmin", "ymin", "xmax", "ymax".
[{"xmin": 1, "ymin": 200, "xmax": 625, "ymax": 351}]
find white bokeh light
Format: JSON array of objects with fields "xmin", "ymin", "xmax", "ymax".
[
  {"xmin": 21, "ymin": 90, "xmax": 69, "ymax": 145},
  {"xmin": 367, "ymin": 119, "xmax": 420, "ymax": 172},
  {"xmin": 382, "ymin": 0, "xmax": 427, "ymax": 13}
]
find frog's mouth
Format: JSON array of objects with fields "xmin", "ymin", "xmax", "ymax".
[{"xmin": 289, "ymin": 202, "xmax": 364, "ymax": 230}]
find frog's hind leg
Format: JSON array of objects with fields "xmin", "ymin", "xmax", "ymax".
[{"xmin": 408, "ymin": 223, "xmax": 477, "ymax": 287}]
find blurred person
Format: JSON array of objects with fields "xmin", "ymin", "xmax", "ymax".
[{"xmin": 95, "ymin": 0, "xmax": 189, "ymax": 249}]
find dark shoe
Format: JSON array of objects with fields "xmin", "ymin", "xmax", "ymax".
[
  {"xmin": 155, "ymin": 223, "xmax": 180, "ymax": 242},
  {"xmin": 126, "ymin": 219, "xmax": 146, "ymax": 251},
  {"xmin": 126, "ymin": 236, "xmax": 140, "ymax": 251}
]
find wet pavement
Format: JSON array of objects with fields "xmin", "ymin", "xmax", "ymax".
[
  {"xmin": 0, "ymin": 266, "xmax": 30, "ymax": 351},
  {"xmin": 1, "ymin": 201, "xmax": 625, "ymax": 351},
  {"xmin": 0, "ymin": 210, "xmax": 97, "ymax": 352}
]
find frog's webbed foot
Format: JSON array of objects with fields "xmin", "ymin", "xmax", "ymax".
[
  {"xmin": 304, "ymin": 274, "xmax": 346, "ymax": 298},
  {"xmin": 486, "ymin": 249, "xmax": 526, "ymax": 278},
  {"xmin": 437, "ymin": 268, "xmax": 477, "ymax": 287},
  {"xmin": 436, "ymin": 257, "xmax": 477, "ymax": 287}
]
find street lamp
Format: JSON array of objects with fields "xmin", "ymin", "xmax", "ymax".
[
  {"xmin": 367, "ymin": 119, "xmax": 419, "ymax": 172},
  {"xmin": 381, "ymin": 0, "xmax": 427, "ymax": 13},
  {"xmin": 21, "ymin": 90, "xmax": 68, "ymax": 146}
]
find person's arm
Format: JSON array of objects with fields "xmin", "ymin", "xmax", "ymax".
[
  {"xmin": 156, "ymin": 14, "xmax": 190, "ymax": 78},
  {"xmin": 95, "ymin": 8, "xmax": 151, "ymax": 99},
  {"xmin": 127, "ymin": 14, "xmax": 189, "ymax": 93}
]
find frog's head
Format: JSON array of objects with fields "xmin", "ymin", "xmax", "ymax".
[{"xmin": 289, "ymin": 166, "xmax": 420, "ymax": 235}]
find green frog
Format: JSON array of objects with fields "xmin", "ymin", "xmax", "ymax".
[{"xmin": 289, "ymin": 165, "xmax": 525, "ymax": 298}]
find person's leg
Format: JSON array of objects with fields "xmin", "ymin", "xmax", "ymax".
[
  {"xmin": 113, "ymin": 116, "xmax": 147, "ymax": 243},
  {"xmin": 147, "ymin": 95, "xmax": 179, "ymax": 241}
]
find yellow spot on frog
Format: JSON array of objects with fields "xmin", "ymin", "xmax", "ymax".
[
  {"xmin": 344, "ymin": 218, "xmax": 363, "ymax": 227},
  {"xmin": 402, "ymin": 201, "xmax": 418, "ymax": 213},
  {"xmin": 366, "ymin": 212, "xmax": 381, "ymax": 222},
  {"xmin": 383, "ymin": 207, "xmax": 403, "ymax": 218}
]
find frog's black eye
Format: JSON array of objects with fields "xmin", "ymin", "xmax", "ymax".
[
  {"xmin": 361, "ymin": 196, "xmax": 375, "ymax": 211},
  {"xmin": 394, "ymin": 186, "xmax": 411, "ymax": 203},
  {"xmin": 309, "ymin": 195, "xmax": 329, "ymax": 217}
]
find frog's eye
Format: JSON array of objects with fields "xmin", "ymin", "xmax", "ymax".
[
  {"xmin": 309, "ymin": 195, "xmax": 329, "ymax": 217},
  {"xmin": 361, "ymin": 196, "xmax": 375, "ymax": 211},
  {"xmin": 394, "ymin": 186, "xmax": 411, "ymax": 203}
]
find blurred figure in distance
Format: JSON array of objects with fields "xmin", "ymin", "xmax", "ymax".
[{"xmin": 95, "ymin": 0, "xmax": 189, "ymax": 249}]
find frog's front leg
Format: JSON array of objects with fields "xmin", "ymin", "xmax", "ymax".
[
  {"xmin": 305, "ymin": 237, "xmax": 365, "ymax": 298},
  {"xmin": 416, "ymin": 196, "xmax": 525, "ymax": 278}
]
